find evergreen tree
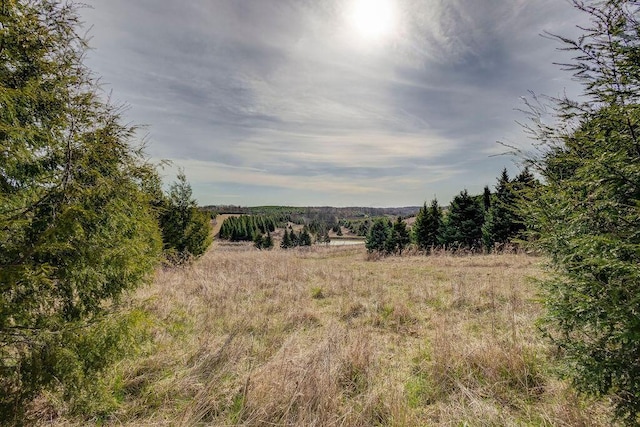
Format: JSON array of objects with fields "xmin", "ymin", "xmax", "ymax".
[
  {"xmin": 0, "ymin": 1, "xmax": 162, "ymax": 420},
  {"xmin": 253, "ymin": 232, "xmax": 264, "ymax": 249},
  {"xmin": 413, "ymin": 199, "xmax": 442, "ymax": 252},
  {"xmin": 412, "ymin": 202, "xmax": 430, "ymax": 251},
  {"xmin": 442, "ymin": 190, "xmax": 484, "ymax": 250},
  {"xmin": 482, "ymin": 168, "xmax": 516, "ymax": 250},
  {"xmin": 290, "ymin": 229, "xmax": 300, "ymax": 247},
  {"xmin": 281, "ymin": 228, "xmax": 292, "ymax": 249},
  {"xmin": 263, "ymin": 232, "xmax": 274, "ymax": 250},
  {"xmin": 386, "ymin": 216, "xmax": 410, "ymax": 255},
  {"xmin": 298, "ymin": 227, "xmax": 312, "ymax": 246},
  {"xmin": 513, "ymin": 166, "xmax": 536, "ymax": 191},
  {"xmin": 508, "ymin": 167, "xmax": 536, "ymax": 238},
  {"xmin": 522, "ymin": 1, "xmax": 640, "ymax": 423},
  {"xmin": 365, "ymin": 218, "xmax": 390, "ymax": 253},
  {"xmin": 497, "ymin": 168, "xmax": 511, "ymax": 198},
  {"xmin": 384, "ymin": 222, "xmax": 398, "ymax": 254},
  {"xmin": 426, "ymin": 199, "xmax": 444, "ymax": 247},
  {"xmin": 218, "ymin": 215, "xmax": 280, "ymax": 242},
  {"xmin": 356, "ymin": 219, "xmax": 371, "ymax": 236},
  {"xmin": 160, "ymin": 170, "xmax": 212, "ymax": 261}
]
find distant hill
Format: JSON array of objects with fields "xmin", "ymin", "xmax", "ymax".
[{"xmin": 203, "ymin": 205, "xmax": 421, "ymax": 220}]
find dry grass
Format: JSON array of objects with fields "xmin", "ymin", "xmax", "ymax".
[{"xmin": 39, "ymin": 244, "xmax": 615, "ymax": 426}]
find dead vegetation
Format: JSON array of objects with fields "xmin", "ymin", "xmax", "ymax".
[{"xmin": 39, "ymin": 244, "xmax": 615, "ymax": 426}]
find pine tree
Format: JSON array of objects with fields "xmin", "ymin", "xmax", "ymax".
[
  {"xmin": 253, "ymin": 232, "xmax": 265, "ymax": 249},
  {"xmin": 0, "ymin": 1, "xmax": 162, "ymax": 419},
  {"xmin": 482, "ymin": 169, "xmax": 516, "ymax": 250},
  {"xmin": 426, "ymin": 199, "xmax": 444, "ymax": 248},
  {"xmin": 413, "ymin": 199, "xmax": 442, "ymax": 252},
  {"xmin": 387, "ymin": 216, "xmax": 410, "ymax": 255},
  {"xmin": 290, "ymin": 229, "xmax": 300, "ymax": 247},
  {"xmin": 497, "ymin": 168, "xmax": 511, "ymax": 198},
  {"xmin": 522, "ymin": 1, "xmax": 640, "ymax": 422},
  {"xmin": 442, "ymin": 190, "xmax": 484, "ymax": 250},
  {"xmin": 412, "ymin": 202, "xmax": 430, "ymax": 251},
  {"xmin": 263, "ymin": 232, "xmax": 274, "ymax": 250},
  {"xmin": 281, "ymin": 228, "xmax": 292, "ymax": 249},
  {"xmin": 384, "ymin": 223, "xmax": 398, "ymax": 254},
  {"xmin": 365, "ymin": 218, "xmax": 390, "ymax": 253},
  {"xmin": 513, "ymin": 166, "xmax": 535, "ymax": 191},
  {"xmin": 299, "ymin": 227, "xmax": 312, "ymax": 246},
  {"xmin": 160, "ymin": 170, "xmax": 212, "ymax": 262}
]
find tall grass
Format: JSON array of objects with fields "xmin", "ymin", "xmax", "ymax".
[{"xmin": 35, "ymin": 244, "xmax": 615, "ymax": 426}]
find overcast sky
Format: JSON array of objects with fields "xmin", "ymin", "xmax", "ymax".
[{"xmin": 79, "ymin": 0, "xmax": 585, "ymax": 207}]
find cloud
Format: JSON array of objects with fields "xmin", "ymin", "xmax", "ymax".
[{"xmin": 80, "ymin": 0, "xmax": 586, "ymax": 206}]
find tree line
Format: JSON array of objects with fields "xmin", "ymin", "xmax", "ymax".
[
  {"xmin": 218, "ymin": 215, "xmax": 331, "ymax": 248},
  {"xmin": 218, "ymin": 215, "xmax": 279, "ymax": 241},
  {"xmin": 217, "ymin": 166, "xmax": 536, "ymax": 256},
  {"xmin": 280, "ymin": 226, "xmax": 315, "ymax": 249},
  {"xmin": 365, "ymin": 167, "xmax": 536, "ymax": 255}
]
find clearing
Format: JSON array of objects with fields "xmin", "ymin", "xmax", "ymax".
[{"xmin": 42, "ymin": 243, "xmax": 615, "ymax": 426}]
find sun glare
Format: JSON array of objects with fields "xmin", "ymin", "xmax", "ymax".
[{"xmin": 348, "ymin": 0, "xmax": 398, "ymax": 41}]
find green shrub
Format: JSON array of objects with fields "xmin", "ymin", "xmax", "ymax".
[
  {"xmin": 522, "ymin": 1, "xmax": 640, "ymax": 424},
  {"xmin": 160, "ymin": 170, "xmax": 213, "ymax": 262},
  {"xmin": 0, "ymin": 1, "xmax": 162, "ymax": 421}
]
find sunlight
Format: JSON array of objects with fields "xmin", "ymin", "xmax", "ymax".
[{"xmin": 348, "ymin": 0, "xmax": 398, "ymax": 41}]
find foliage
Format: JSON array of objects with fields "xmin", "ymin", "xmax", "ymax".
[
  {"xmin": 318, "ymin": 229, "xmax": 331, "ymax": 245},
  {"xmin": 160, "ymin": 170, "xmax": 212, "ymax": 262},
  {"xmin": 412, "ymin": 199, "xmax": 443, "ymax": 252},
  {"xmin": 345, "ymin": 218, "xmax": 372, "ymax": 236},
  {"xmin": 386, "ymin": 216, "xmax": 411, "ymax": 255},
  {"xmin": 297, "ymin": 227, "xmax": 313, "ymax": 247},
  {"xmin": 280, "ymin": 226, "xmax": 313, "ymax": 249},
  {"xmin": 281, "ymin": 228, "xmax": 293, "ymax": 249},
  {"xmin": 365, "ymin": 217, "xmax": 410, "ymax": 255},
  {"xmin": 0, "ymin": 0, "xmax": 161, "ymax": 421},
  {"xmin": 522, "ymin": 1, "xmax": 640, "ymax": 423},
  {"xmin": 365, "ymin": 218, "xmax": 390, "ymax": 253},
  {"xmin": 253, "ymin": 232, "xmax": 274, "ymax": 250},
  {"xmin": 441, "ymin": 190, "xmax": 484, "ymax": 250},
  {"xmin": 482, "ymin": 169, "xmax": 515, "ymax": 249},
  {"xmin": 482, "ymin": 168, "xmax": 537, "ymax": 251},
  {"xmin": 219, "ymin": 215, "xmax": 277, "ymax": 241}
]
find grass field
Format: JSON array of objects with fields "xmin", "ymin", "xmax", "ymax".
[{"xmin": 40, "ymin": 243, "xmax": 615, "ymax": 426}]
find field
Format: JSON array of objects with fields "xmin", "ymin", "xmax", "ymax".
[{"xmin": 40, "ymin": 244, "xmax": 615, "ymax": 426}]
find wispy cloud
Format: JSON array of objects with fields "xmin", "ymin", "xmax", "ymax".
[{"xmin": 81, "ymin": 0, "xmax": 584, "ymax": 206}]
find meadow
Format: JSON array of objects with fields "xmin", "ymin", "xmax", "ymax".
[{"xmin": 40, "ymin": 243, "xmax": 615, "ymax": 426}]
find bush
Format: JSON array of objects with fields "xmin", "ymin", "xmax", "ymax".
[
  {"xmin": 0, "ymin": 1, "xmax": 162, "ymax": 421},
  {"xmin": 522, "ymin": 1, "xmax": 640, "ymax": 424},
  {"xmin": 160, "ymin": 171, "xmax": 213, "ymax": 262}
]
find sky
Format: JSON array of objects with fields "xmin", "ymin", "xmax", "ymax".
[{"xmin": 78, "ymin": 0, "xmax": 586, "ymax": 207}]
